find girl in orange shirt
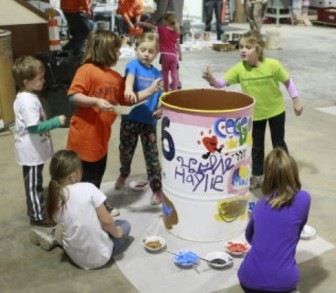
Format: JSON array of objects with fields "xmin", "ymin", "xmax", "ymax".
[
  {"xmin": 67, "ymin": 30, "xmax": 125, "ymax": 192},
  {"xmin": 67, "ymin": 30, "xmax": 159, "ymax": 214}
]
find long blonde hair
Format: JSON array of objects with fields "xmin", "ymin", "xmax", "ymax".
[
  {"xmin": 47, "ymin": 150, "xmax": 82, "ymax": 221},
  {"xmin": 262, "ymin": 148, "xmax": 301, "ymax": 209},
  {"xmin": 163, "ymin": 12, "xmax": 180, "ymax": 34},
  {"xmin": 82, "ymin": 30, "xmax": 121, "ymax": 67}
]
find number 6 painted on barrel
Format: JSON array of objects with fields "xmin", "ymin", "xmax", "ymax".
[{"xmin": 161, "ymin": 116, "xmax": 175, "ymax": 161}]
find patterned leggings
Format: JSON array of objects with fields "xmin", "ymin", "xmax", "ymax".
[
  {"xmin": 161, "ymin": 54, "xmax": 179, "ymax": 91},
  {"xmin": 119, "ymin": 120, "xmax": 162, "ymax": 192}
]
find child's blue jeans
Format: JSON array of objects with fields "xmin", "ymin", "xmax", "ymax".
[{"xmin": 112, "ymin": 219, "xmax": 131, "ymax": 253}]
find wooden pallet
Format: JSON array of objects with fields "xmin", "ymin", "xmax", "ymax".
[
  {"xmin": 294, "ymin": 18, "xmax": 313, "ymax": 26},
  {"xmin": 311, "ymin": 20, "xmax": 336, "ymax": 27},
  {"xmin": 212, "ymin": 43, "xmax": 237, "ymax": 52}
]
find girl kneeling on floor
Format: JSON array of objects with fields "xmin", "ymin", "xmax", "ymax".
[
  {"xmin": 238, "ymin": 148, "xmax": 311, "ymax": 292},
  {"xmin": 47, "ymin": 150, "xmax": 131, "ymax": 270}
]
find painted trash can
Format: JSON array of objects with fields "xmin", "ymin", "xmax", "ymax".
[{"xmin": 160, "ymin": 89, "xmax": 255, "ymax": 241}]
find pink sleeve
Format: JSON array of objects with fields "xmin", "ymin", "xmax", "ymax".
[
  {"xmin": 286, "ymin": 78, "xmax": 299, "ymax": 98},
  {"xmin": 213, "ymin": 78, "xmax": 228, "ymax": 88}
]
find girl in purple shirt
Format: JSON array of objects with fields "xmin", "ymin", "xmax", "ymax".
[{"xmin": 238, "ymin": 148, "xmax": 311, "ymax": 292}]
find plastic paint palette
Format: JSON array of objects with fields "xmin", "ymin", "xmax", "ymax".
[
  {"xmin": 173, "ymin": 251, "xmax": 199, "ymax": 268},
  {"xmin": 205, "ymin": 251, "xmax": 233, "ymax": 269}
]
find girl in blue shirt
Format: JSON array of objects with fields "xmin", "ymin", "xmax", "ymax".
[{"xmin": 115, "ymin": 32, "xmax": 164, "ymax": 205}]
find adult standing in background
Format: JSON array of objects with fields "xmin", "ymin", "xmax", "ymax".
[
  {"xmin": 149, "ymin": 0, "xmax": 184, "ymax": 26},
  {"xmin": 204, "ymin": 0, "xmax": 223, "ymax": 41},
  {"xmin": 61, "ymin": 0, "xmax": 94, "ymax": 53},
  {"xmin": 245, "ymin": 0, "xmax": 268, "ymax": 32}
]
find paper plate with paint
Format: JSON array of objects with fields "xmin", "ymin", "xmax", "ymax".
[
  {"xmin": 300, "ymin": 225, "xmax": 317, "ymax": 239},
  {"xmin": 143, "ymin": 236, "xmax": 166, "ymax": 252},
  {"xmin": 225, "ymin": 241, "xmax": 250, "ymax": 256},
  {"xmin": 129, "ymin": 180, "xmax": 148, "ymax": 191},
  {"xmin": 113, "ymin": 105, "xmax": 134, "ymax": 115},
  {"xmin": 113, "ymin": 100, "xmax": 146, "ymax": 115},
  {"xmin": 205, "ymin": 251, "xmax": 233, "ymax": 269},
  {"xmin": 173, "ymin": 250, "xmax": 199, "ymax": 268}
]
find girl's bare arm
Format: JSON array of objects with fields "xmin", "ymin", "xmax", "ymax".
[{"xmin": 96, "ymin": 204, "xmax": 123, "ymax": 238}]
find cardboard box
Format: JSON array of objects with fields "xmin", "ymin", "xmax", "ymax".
[
  {"xmin": 212, "ymin": 43, "xmax": 236, "ymax": 52},
  {"xmin": 317, "ymin": 8, "xmax": 336, "ymax": 23}
]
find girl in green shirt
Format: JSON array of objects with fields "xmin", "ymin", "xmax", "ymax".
[{"xmin": 202, "ymin": 30, "xmax": 303, "ymax": 190}]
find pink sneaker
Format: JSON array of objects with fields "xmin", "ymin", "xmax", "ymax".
[
  {"xmin": 115, "ymin": 176, "xmax": 127, "ymax": 190},
  {"xmin": 150, "ymin": 191, "xmax": 164, "ymax": 205}
]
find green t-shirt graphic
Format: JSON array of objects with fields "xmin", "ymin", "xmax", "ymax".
[{"xmin": 224, "ymin": 57, "xmax": 289, "ymax": 121}]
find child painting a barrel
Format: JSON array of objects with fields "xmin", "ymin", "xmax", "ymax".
[{"xmin": 160, "ymin": 89, "xmax": 254, "ymax": 241}]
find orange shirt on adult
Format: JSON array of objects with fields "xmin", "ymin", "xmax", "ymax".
[
  {"xmin": 117, "ymin": 0, "xmax": 144, "ymax": 22},
  {"xmin": 67, "ymin": 63, "xmax": 127, "ymax": 162},
  {"xmin": 61, "ymin": 0, "xmax": 91, "ymax": 14}
]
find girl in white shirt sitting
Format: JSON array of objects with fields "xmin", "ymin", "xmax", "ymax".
[{"xmin": 35, "ymin": 149, "xmax": 131, "ymax": 270}]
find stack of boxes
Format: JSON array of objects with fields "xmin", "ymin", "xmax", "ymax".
[
  {"xmin": 310, "ymin": 0, "xmax": 336, "ymax": 24},
  {"xmin": 310, "ymin": 0, "xmax": 336, "ymax": 8}
]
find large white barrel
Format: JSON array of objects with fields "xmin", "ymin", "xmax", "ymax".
[
  {"xmin": 0, "ymin": 30, "xmax": 16, "ymax": 124},
  {"xmin": 160, "ymin": 89, "xmax": 255, "ymax": 241}
]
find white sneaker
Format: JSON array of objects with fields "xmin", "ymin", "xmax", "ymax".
[
  {"xmin": 29, "ymin": 228, "xmax": 57, "ymax": 251},
  {"xmin": 109, "ymin": 207, "xmax": 120, "ymax": 217}
]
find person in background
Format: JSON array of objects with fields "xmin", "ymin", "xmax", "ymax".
[
  {"xmin": 30, "ymin": 150, "xmax": 131, "ymax": 270},
  {"xmin": 238, "ymin": 148, "xmax": 311, "ymax": 292},
  {"xmin": 12, "ymin": 56, "xmax": 67, "ymax": 227},
  {"xmin": 148, "ymin": 0, "xmax": 185, "ymax": 88},
  {"xmin": 245, "ymin": 0, "xmax": 268, "ymax": 32},
  {"xmin": 149, "ymin": 0, "xmax": 184, "ymax": 27},
  {"xmin": 139, "ymin": 12, "xmax": 182, "ymax": 91},
  {"xmin": 202, "ymin": 30, "xmax": 303, "ymax": 189},
  {"xmin": 61, "ymin": 0, "xmax": 94, "ymax": 53},
  {"xmin": 115, "ymin": 0, "xmax": 149, "ymax": 36},
  {"xmin": 204, "ymin": 0, "xmax": 223, "ymax": 40},
  {"xmin": 114, "ymin": 33, "xmax": 164, "ymax": 205}
]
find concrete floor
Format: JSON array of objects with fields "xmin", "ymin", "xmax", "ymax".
[{"xmin": 1, "ymin": 23, "xmax": 335, "ymax": 293}]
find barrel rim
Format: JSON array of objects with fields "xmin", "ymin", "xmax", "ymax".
[
  {"xmin": 160, "ymin": 88, "xmax": 255, "ymax": 114},
  {"xmin": 0, "ymin": 29, "xmax": 11, "ymax": 37}
]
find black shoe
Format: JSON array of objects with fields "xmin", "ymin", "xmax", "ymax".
[{"xmin": 30, "ymin": 218, "xmax": 56, "ymax": 227}]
